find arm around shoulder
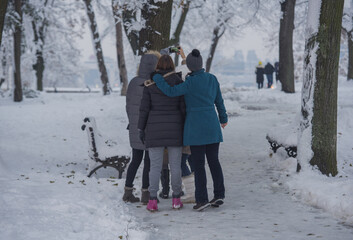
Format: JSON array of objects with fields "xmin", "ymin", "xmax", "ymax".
[{"xmin": 152, "ymin": 74, "xmax": 190, "ymax": 97}]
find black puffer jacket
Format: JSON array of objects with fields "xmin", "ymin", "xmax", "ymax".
[{"xmin": 138, "ymin": 70, "xmax": 186, "ymax": 148}]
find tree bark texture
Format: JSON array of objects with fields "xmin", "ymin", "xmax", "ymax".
[
  {"xmin": 139, "ymin": 0, "xmax": 173, "ymax": 55},
  {"xmin": 301, "ymin": 0, "xmax": 344, "ymax": 176},
  {"xmin": 83, "ymin": 0, "xmax": 110, "ymax": 95},
  {"xmin": 279, "ymin": 0, "xmax": 296, "ymax": 93},
  {"xmin": 347, "ymin": 31, "xmax": 353, "ymax": 80},
  {"xmin": 14, "ymin": 0, "xmax": 22, "ymax": 102},
  {"xmin": 311, "ymin": 0, "xmax": 343, "ymax": 176},
  {"xmin": 0, "ymin": 0, "xmax": 8, "ymax": 47},
  {"xmin": 206, "ymin": 27, "xmax": 221, "ymax": 72},
  {"xmin": 112, "ymin": 1, "xmax": 128, "ymax": 96},
  {"xmin": 32, "ymin": 21, "xmax": 45, "ymax": 91}
]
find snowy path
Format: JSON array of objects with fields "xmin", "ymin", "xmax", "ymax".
[
  {"xmin": 0, "ymin": 88, "xmax": 352, "ymax": 240},
  {"xmin": 128, "ymin": 98, "xmax": 353, "ymax": 240}
]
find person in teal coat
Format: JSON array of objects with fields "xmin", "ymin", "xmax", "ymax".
[{"xmin": 152, "ymin": 49, "xmax": 228, "ymax": 211}]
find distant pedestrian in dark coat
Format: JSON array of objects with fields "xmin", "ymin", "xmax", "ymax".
[
  {"xmin": 264, "ymin": 62, "xmax": 275, "ymax": 88},
  {"xmin": 138, "ymin": 55, "xmax": 186, "ymax": 211},
  {"xmin": 123, "ymin": 51, "xmax": 160, "ymax": 204},
  {"xmin": 274, "ymin": 61, "xmax": 279, "ymax": 82},
  {"xmin": 255, "ymin": 61, "xmax": 265, "ymax": 89}
]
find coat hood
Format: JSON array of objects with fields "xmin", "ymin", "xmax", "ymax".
[{"xmin": 138, "ymin": 54, "xmax": 159, "ymax": 79}]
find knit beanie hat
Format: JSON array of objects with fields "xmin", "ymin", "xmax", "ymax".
[{"xmin": 186, "ymin": 49, "xmax": 203, "ymax": 72}]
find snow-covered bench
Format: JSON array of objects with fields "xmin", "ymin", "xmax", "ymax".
[
  {"xmin": 266, "ymin": 124, "xmax": 301, "ymax": 172},
  {"xmin": 81, "ymin": 117, "xmax": 130, "ymax": 178}
]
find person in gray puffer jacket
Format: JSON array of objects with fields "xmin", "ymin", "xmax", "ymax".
[{"xmin": 123, "ymin": 51, "xmax": 160, "ymax": 204}]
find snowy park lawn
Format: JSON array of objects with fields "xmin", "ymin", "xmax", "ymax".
[{"xmin": 1, "ymin": 77, "xmax": 353, "ymax": 239}]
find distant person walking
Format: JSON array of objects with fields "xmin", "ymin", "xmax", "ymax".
[
  {"xmin": 255, "ymin": 61, "xmax": 265, "ymax": 89},
  {"xmin": 274, "ymin": 61, "xmax": 279, "ymax": 82},
  {"xmin": 264, "ymin": 62, "xmax": 275, "ymax": 88}
]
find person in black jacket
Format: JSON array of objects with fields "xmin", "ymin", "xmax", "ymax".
[
  {"xmin": 138, "ymin": 55, "xmax": 186, "ymax": 211},
  {"xmin": 264, "ymin": 62, "xmax": 275, "ymax": 88},
  {"xmin": 255, "ymin": 61, "xmax": 265, "ymax": 89}
]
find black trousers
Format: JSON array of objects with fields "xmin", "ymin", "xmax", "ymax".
[
  {"xmin": 190, "ymin": 143, "xmax": 225, "ymax": 203},
  {"xmin": 125, "ymin": 149, "xmax": 150, "ymax": 189}
]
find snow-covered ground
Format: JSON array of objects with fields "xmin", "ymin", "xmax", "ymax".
[{"xmin": 0, "ymin": 76, "xmax": 353, "ymax": 239}]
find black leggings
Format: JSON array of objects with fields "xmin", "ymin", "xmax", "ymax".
[{"xmin": 125, "ymin": 149, "xmax": 150, "ymax": 189}]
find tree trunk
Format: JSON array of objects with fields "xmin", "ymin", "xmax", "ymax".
[
  {"xmin": 206, "ymin": 27, "xmax": 222, "ymax": 73},
  {"xmin": 13, "ymin": 0, "xmax": 22, "ymax": 102},
  {"xmin": 83, "ymin": 0, "xmax": 110, "ymax": 95},
  {"xmin": 347, "ymin": 31, "xmax": 353, "ymax": 80},
  {"xmin": 112, "ymin": 1, "xmax": 128, "ymax": 96},
  {"xmin": 279, "ymin": 0, "xmax": 296, "ymax": 93},
  {"xmin": 0, "ymin": 0, "xmax": 8, "ymax": 47},
  {"xmin": 32, "ymin": 21, "xmax": 45, "ymax": 91},
  {"xmin": 300, "ymin": 0, "xmax": 344, "ymax": 176},
  {"xmin": 122, "ymin": 6, "xmax": 139, "ymax": 55},
  {"xmin": 139, "ymin": 0, "xmax": 173, "ymax": 55}
]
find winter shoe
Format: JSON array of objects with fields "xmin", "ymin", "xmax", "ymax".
[
  {"xmin": 146, "ymin": 199, "xmax": 158, "ymax": 212},
  {"xmin": 159, "ymin": 169, "xmax": 170, "ymax": 199},
  {"xmin": 141, "ymin": 188, "xmax": 150, "ymax": 205},
  {"xmin": 122, "ymin": 187, "xmax": 140, "ymax": 203},
  {"xmin": 172, "ymin": 198, "xmax": 183, "ymax": 209},
  {"xmin": 193, "ymin": 202, "xmax": 211, "ymax": 211},
  {"xmin": 181, "ymin": 173, "xmax": 195, "ymax": 203},
  {"xmin": 209, "ymin": 198, "xmax": 224, "ymax": 207}
]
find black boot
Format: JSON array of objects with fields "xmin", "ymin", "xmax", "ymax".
[
  {"xmin": 159, "ymin": 168, "xmax": 170, "ymax": 199},
  {"xmin": 122, "ymin": 187, "xmax": 140, "ymax": 203},
  {"xmin": 141, "ymin": 188, "xmax": 150, "ymax": 205}
]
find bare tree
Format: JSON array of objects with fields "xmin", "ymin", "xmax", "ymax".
[
  {"xmin": 83, "ymin": 0, "xmax": 110, "ymax": 95},
  {"xmin": 112, "ymin": 0, "xmax": 128, "ymax": 96},
  {"xmin": 279, "ymin": 0, "xmax": 296, "ymax": 93},
  {"xmin": 122, "ymin": 0, "xmax": 190, "ymax": 56},
  {"xmin": 204, "ymin": 0, "xmax": 260, "ymax": 72},
  {"xmin": 30, "ymin": 0, "xmax": 49, "ymax": 91},
  {"xmin": 170, "ymin": 0, "xmax": 191, "ymax": 66},
  {"xmin": 299, "ymin": 0, "xmax": 344, "ymax": 176},
  {"xmin": 0, "ymin": 0, "xmax": 8, "ymax": 46},
  {"xmin": 13, "ymin": 0, "xmax": 23, "ymax": 102}
]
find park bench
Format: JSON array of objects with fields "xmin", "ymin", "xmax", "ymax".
[
  {"xmin": 81, "ymin": 117, "xmax": 130, "ymax": 178},
  {"xmin": 266, "ymin": 125, "xmax": 301, "ymax": 172}
]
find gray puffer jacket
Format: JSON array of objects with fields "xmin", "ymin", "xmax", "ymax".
[{"xmin": 126, "ymin": 54, "xmax": 159, "ymax": 150}]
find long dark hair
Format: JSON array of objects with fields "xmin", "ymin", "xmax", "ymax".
[{"xmin": 156, "ymin": 55, "xmax": 175, "ymax": 71}]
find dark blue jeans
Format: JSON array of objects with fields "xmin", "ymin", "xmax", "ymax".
[
  {"xmin": 266, "ymin": 74, "xmax": 273, "ymax": 88},
  {"xmin": 125, "ymin": 149, "xmax": 150, "ymax": 189},
  {"xmin": 190, "ymin": 143, "xmax": 225, "ymax": 203}
]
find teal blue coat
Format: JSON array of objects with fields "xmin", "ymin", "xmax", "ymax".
[{"xmin": 153, "ymin": 69, "xmax": 228, "ymax": 146}]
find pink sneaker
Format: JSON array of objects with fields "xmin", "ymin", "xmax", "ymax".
[
  {"xmin": 146, "ymin": 199, "xmax": 158, "ymax": 212},
  {"xmin": 172, "ymin": 198, "xmax": 183, "ymax": 209}
]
